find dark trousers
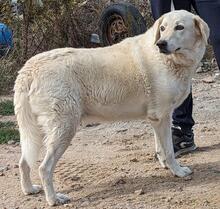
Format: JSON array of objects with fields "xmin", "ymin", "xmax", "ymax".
[
  {"xmin": 150, "ymin": 0, "xmax": 195, "ymax": 131},
  {"xmin": 194, "ymin": 0, "xmax": 220, "ymax": 69},
  {"xmin": 150, "ymin": 0, "xmax": 192, "ymax": 20}
]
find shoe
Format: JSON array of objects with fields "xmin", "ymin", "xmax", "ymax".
[{"xmin": 172, "ymin": 126, "xmax": 197, "ymax": 157}]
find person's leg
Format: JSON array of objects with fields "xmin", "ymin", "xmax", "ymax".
[
  {"xmin": 150, "ymin": 0, "xmax": 192, "ymax": 20},
  {"xmin": 173, "ymin": 0, "xmax": 192, "ymax": 10},
  {"xmin": 150, "ymin": 0, "xmax": 171, "ymax": 20},
  {"xmin": 172, "ymin": 93, "xmax": 195, "ymax": 132},
  {"xmin": 172, "ymin": 94, "xmax": 196, "ymax": 157},
  {"xmin": 150, "ymin": 0, "xmax": 196, "ymax": 156},
  {"xmin": 171, "ymin": 0, "xmax": 195, "ymax": 135},
  {"xmin": 194, "ymin": 0, "xmax": 220, "ymax": 71}
]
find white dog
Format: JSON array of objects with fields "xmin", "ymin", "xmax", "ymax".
[{"xmin": 14, "ymin": 10, "xmax": 209, "ymax": 206}]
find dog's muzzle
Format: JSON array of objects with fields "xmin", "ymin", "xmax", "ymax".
[{"xmin": 156, "ymin": 40, "xmax": 170, "ymax": 54}]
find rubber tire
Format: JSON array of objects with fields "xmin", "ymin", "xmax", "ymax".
[{"xmin": 99, "ymin": 3, "xmax": 147, "ymax": 46}]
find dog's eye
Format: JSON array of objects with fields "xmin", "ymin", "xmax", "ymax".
[
  {"xmin": 160, "ymin": 26, "xmax": 165, "ymax": 32},
  {"xmin": 175, "ymin": 25, "xmax": 184, "ymax": 30}
]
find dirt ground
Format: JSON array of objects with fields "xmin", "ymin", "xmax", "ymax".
[{"xmin": 0, "ymin": 71, "xmax": 220, "ymax": 209}]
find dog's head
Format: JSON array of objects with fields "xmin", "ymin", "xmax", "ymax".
[{"xmin": 154, "ymin": 10, "xmax": 209, "ymax": 55}]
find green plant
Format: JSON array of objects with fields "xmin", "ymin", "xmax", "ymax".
[
  {"xmin": 0, "ymin": 121, "xmax": 19, "ymax": 144},
  {"xmin": 0, "ymin": 100, "xmax": 14, "ymax": 116}
]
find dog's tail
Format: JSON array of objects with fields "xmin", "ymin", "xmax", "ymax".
[{"xmin": 14, "ymin": 68, "xmax": 42, "ymax": 168}]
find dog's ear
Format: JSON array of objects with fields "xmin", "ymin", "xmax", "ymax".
[
  {"xmin": 194, "ymin": 15, "xmax": 210, "ymax": 45},
  {"xmin": 154, "ymin": 16, "xmax": 164, "ymax": 44}
]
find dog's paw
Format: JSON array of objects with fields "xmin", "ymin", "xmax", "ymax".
[
  {"xmin": 23, "ymin": 185, "xmax": 42, "ymax": 195},
  {"xmin": 48, "ymin": 193, "xmax": 70, "ymax": 206},
  {"xmin": 174, "ymin": 166, "xmax": 192, "ymax": 177}
]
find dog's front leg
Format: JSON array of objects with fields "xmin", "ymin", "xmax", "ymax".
[
  {"xmin": 150, "ymin": 114, "xmax": 192, "ymax": 177},
  {"xmin": 154, "ymin": 131, "xmax": 168, "ymax": 169}
]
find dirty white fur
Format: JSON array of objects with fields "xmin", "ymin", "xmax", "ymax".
[{"xmin": 14, "ymin": 10, "xmax": 209, "ymax": 206}]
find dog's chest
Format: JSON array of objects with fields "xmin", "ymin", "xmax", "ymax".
[{"xmin": 157, "ymin": 73, "xmax": 191, "ymax": 108}]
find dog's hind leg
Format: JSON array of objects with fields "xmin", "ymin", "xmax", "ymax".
[
  {"xmin": 151, "ymin": 114, "xmax": 192, "ymax": 177},
  {"xmin": 15, "ymin": 92, "xmax": 43, "ymax": 195},
  {"xmin": 19, "ymin": 156, "xmax": 42, "ymax": 195},
  {"xmin": 18, "ymin": 125, "xmax": 43, "ymax": 195},
  {"xmin": 38, "ymin": 108, "xmax": 80, "ymax": 206},
  {"xmin": 39, "ymin": 142, "xmax": 71, "ymax": 206}
]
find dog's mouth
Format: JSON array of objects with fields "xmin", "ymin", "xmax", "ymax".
[
  {"xmin": 159, "ymin": 48, "xmax": 181, "ymax": 55},
  {"xmin": 159, "ymin": 48, "xmax": 171, "ymax": 55}
]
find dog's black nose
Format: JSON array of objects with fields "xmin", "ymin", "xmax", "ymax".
[{"xmin": 156, "ymin": 40, "xmax": 167, "ymax": 50}]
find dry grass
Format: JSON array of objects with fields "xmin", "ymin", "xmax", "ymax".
[
  {"xmin": 0, "ymin": 55, "xmax": 20, "ymax": 95},
  {"xmin": 0, "ymin": 0, "xmax": 107, "ymax": 95}
]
